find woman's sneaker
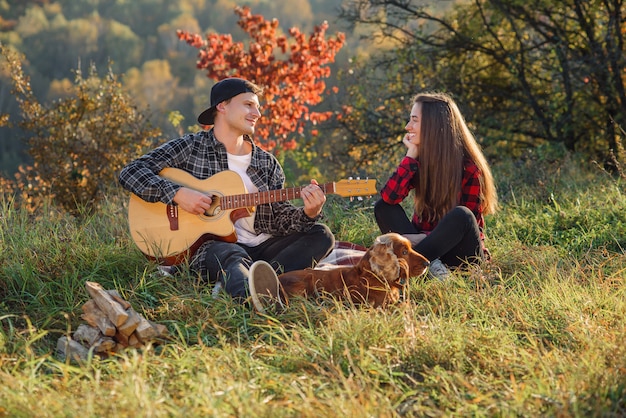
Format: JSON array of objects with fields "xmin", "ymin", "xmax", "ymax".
[
  {"xmin": 428, "ymin": 259, "xmax": 451, "ymax": 281},
  {"xmin": 248, "ymin": 260, "xmax": 283, "ymax": 313}
]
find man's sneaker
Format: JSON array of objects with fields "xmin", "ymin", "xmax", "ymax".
[
  {"xmin": 428, "ymin": 259, "xmax": 451, "ymax": 281},
  {"xmin": 248, "ymin": 260, "xmax": 283, "ymax": 313}
]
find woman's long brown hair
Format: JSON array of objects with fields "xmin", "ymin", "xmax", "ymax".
[{"xmin": 411, "ymin": 92, "xmax": 498, "ymax": 222}]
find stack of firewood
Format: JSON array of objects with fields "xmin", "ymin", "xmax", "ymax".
[{"xmin": 56, "ymin": 281, "xmax": 168, "ymax": 362}]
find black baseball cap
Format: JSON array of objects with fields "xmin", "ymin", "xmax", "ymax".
[{"xmin": 197, "ymin": 78, "xmax": 262, "ymax": 125}]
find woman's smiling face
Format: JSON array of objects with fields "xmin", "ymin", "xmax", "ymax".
[{"xmin": 405, "ymin": 102, "xmax": 422, "ymax": 147}]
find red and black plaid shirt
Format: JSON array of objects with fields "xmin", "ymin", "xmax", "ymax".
[{"xmin": 380, "ymin": 156, "xmax": 485, "ymax": 240}]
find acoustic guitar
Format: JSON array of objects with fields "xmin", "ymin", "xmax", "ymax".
[{"xmin": 127, "ymin": 168, "xmax": 377, "ymax": 265}]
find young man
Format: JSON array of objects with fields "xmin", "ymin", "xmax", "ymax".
[{"xmin": 119, "ymin": 78, "xmax": 335, "ymax": 309}]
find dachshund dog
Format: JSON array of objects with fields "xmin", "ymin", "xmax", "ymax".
[{"xmin": 278, "ymin": 233, "xmax": 430, "ymax": 307}]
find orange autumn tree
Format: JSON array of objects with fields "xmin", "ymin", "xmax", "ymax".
[{"xmin": 177, "ymin": 6, "xmax": 345, "ymax": 151}]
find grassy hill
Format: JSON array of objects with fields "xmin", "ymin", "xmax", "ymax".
[{"xmin": 1, "ymin": 151, "xmax": 625, "ymax": 417}]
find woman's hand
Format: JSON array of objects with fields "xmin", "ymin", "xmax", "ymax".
[{"xmin": 403, "ymin": 133, "xmax": 419, "ymax": 159}]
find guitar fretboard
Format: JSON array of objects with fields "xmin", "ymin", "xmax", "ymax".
[{"xmin": 220, "ymin": 183, "xmax": 337, "ymax": 209}]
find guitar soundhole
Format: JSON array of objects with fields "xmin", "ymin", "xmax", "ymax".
[{"xmin": 201, "ymin": 194, "xmax": 223, "ymax": 218}]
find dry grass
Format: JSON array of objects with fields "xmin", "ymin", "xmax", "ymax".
[{"xmin": 1, "ymin": 155, "xmax": 625, "ymax": 417}]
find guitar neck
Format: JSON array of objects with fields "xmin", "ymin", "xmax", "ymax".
[{"xmin": 219, "ymin": 183, "xmax": 336, "ymax": 210}]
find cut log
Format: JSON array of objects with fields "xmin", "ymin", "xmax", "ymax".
[
  {"xmin": 93, "ymin": 336, "xmax": 116, "ymax": 353},
  {"xmin": 106, "ymin": 289, "xmax": 132, "ymax": 310},
  {"xmin": 117, "ymin": 307, "xmax": 141, "ymax": 337},
  {"xmin": 81, "ymin": 300, "xmax": 116, "ymax": 337},
  {"xmin": 85, "ymin": 281, "xmax": 128, "ymax": 327},
  {"xmin": 128, "ymin": 333, "xmax": 143, "ymax": 348},
  {"xmin": 149, "ymin": 320, "xmax": 169, "ymax": 338},
  {"xmin": 73, "ymin": 323, "xmax": 103, "ymax": 347},
  {"xmin": 134, "ymin": 316, "xmax": 157, "ymax": 341},
  {"xmin": 114, "ymin": 329, "xmax": 130, "ymax": 347},
  {"xmin": 56, "ymin": 336, "xmax": 89, "ymax": 362}
]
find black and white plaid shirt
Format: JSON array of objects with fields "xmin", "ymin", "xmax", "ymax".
[{"xmin": 119, "ymin": 129, "xmax": 319, "ymax": 238}]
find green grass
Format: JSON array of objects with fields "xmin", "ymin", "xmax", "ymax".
[{"xmin": 1, "ymin": 153, "xmax": 625, "ymax": 417}]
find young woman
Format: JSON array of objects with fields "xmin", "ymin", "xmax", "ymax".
[{"xmin": 374, "ymin": 92, "xmax": 498, "ymax": 279}]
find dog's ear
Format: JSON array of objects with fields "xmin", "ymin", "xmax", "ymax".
[
  {"xmin": 396, "ymin": 257, "xmax": 411, "ymax": 279},
  {"xmin": 393, "ymin": 239, "xmax": 414, "ymax": 279},
  {"xmin": 365, "ymin": 239, "xmax": 400, "ymax": 280}
]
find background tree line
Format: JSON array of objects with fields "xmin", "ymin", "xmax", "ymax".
[
  {"xmin": 1, "ymin": 0, "xmax": 624, "ymax": 215},
  {"xmin": 332, "ymin": 0, "xmax": 625, "ymax": 175},
  {"xmin": 0, "ymin": 0, "xmax": 454, "ymax": 178}
]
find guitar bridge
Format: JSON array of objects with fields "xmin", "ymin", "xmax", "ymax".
[{"xmin": 166, "ymin": 204, "xmax": 179, "ymax": 231}]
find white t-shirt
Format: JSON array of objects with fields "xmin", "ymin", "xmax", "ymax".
[{"xmin": 227, "ymin": 152, "xmax": 272, "ymax": 246}]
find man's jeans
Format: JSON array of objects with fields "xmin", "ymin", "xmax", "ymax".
[{"xmin": 198, "ymin": 224, "xmax": 334, "ymax": 299}]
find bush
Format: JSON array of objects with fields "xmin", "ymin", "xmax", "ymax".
[{"xmin": 0, "ymin": 44, "xmax": 160, "ymax": 215}]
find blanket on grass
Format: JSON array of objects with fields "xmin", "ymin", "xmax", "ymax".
[{"xmin": 316, "ymin": 241, "xmax": 367, "ymax": 270}]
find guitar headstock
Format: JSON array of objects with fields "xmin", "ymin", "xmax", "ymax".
[{"xmin": 333, "ymin": 178, "xmax": 377, "ymax": 198}]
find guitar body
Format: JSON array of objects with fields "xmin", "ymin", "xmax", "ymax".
[{"xmin": 128, "ymin": 169, "xmax": 252, "ymax": 265}]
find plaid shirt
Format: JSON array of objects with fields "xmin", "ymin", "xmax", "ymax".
[
  {"xmin": 380, "ymin": 156, "xmax": 485, "ymax": 240},
  {"xmin": 119, "ymin": 129, "xmax": 319, "ymax": 237}
]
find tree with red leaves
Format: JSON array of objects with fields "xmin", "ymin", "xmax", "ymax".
[{"xmin": 177, "ymin": 6, "xmax": 345, "ymax": 152}]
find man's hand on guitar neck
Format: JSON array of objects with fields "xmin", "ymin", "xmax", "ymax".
[
  {"xmin": 302, "ymin": 179, "xmax": 326, "ymax": 219},
  {"xmin": 173, "ymin": 187, "xmax": 213, "ymax": 215}
]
